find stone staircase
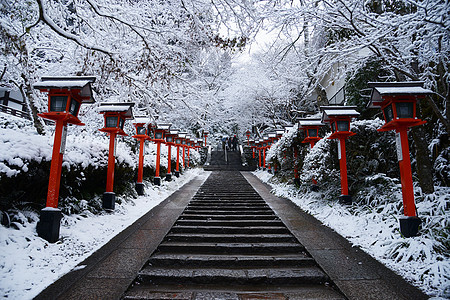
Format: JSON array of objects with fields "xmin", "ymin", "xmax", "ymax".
[
  {"xmin": 122, "ymin": 172, "xmax": 344, "ymax": 299},
  {"xmin": 204, "ymin": 150, "xmax": 256, "ymax": 171}
]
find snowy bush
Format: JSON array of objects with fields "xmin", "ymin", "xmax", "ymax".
[{"xmin": 0, "ymin": 113, "xmax": 201, "ymax": 215}]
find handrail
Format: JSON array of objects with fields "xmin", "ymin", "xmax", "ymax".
[{"xmin": 0, "ymin": 104, "xmax": 31, "ymax": 120}]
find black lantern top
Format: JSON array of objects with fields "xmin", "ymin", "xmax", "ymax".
[
  {"xmin": 320, "ymin": 106, "xmax": 359, "ymax": 139},
  {"xmin": 34, "ymin": 76, "xmax": 96, "ymax": 124},
  {"xmin": 98, "ymin": 102, "xmax": 135, "ymax": 136},
  {"xmin": 298, "ymin": 118, "xmax": 324, "ymax": 144},
  {"xmin": 132, "ymin": 116, "xmax": 150, "ymax": 137},
  {"xmin": 368, "ymin": 81, "xmax": 432, "ymax": 131}
]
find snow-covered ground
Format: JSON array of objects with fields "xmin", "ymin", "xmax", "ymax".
[
  {"xmin": 0, "ymin": 168, "xmax": 209, "ymax": 299},
  {"xmin": 254, "ymin": 170, "xmax": 450, "ymax": 299}
]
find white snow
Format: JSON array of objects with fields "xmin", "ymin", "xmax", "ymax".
[
  {"xmin": 0, "ymin": 168, "xmax": 209, "ymax": 300},
  {"xmin": 253, "ymin": 170, "xmax": 450, "ymax": 299}
]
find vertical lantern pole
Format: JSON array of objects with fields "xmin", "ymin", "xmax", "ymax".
[
  {"xmin": 105, "ymin": 132, "xmax": 117, "ymax": 195},
  {"xmin": 155, "ymin": 140, "xmax": 161, "ymax": 185},
  {"xmin": 136, "ymin": 137, "xmax": 145, "ymax": 194},
  {"xmin": 397, "ymin": 127, "xmax": 416, "ymax": 217},
  {"xmin": 47, "ymin": 119, "xmax": 66, "ymax": 208},
  {"xmin": 166, "ymin": 143, "xmax": 172, "ymax": 181},
  {"xmin": 176, "ymin": 145, "xmax": 181, "ymax": 177},
  {"xmin": 320, "ymin": 107, "xmax": 359, "ymax": 204},
  {"xmin": 34, "ymin": 76, "xmax": 96, "ymax": 243},
  {"xmin": 99, "ymin": 103, "xmax": 134, "ymax": 209},
  {"xmin": 258, "ymin": 146, "xmax": 262, "ymax": 169},
  {"xmin": 338, "ymin": 137, "xmax": 349, "ymax": 197},
  {"xmin": 132, "ymin": 118, "xmax": 149, "ymax": 195},
  {"xmin": 368, "ymin": 82, "xmax": 432, "ymax": 237}
]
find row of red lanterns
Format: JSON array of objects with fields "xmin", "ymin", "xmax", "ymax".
[
  {"xmin": 32, "ymin": 76, "xmax": 209, "ymax": 243},
  {"xmin": 246, "ymin": 81, "xmax": 432, "ymax": 238}
]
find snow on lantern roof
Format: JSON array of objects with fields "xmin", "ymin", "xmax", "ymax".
[
  {"xmin": 320, "ymin": 106, "xmax": 360, "ymax": 122},
  {"xmin": 298, "ymin": 118, "xmax": 324, "ymax": 127},
  {"xmin": 156, "ymin": 123, "xmax": 171, "ymax": 130},
  {"xmin": 268, "ymin": 132, "xmax": 277, "ymax": 138},
  {"xmin": 98, "ymin": 102, "xmax": 135, "ymax": 119},
  {"xmin": 367, "ymin": 81, "xmax": 433, "ymax": 108},
  {"xmin": 170, "ymin": 129, "xmax": 179, "ymax": 135},
  {"xmin": 33, "ymin": 76, "xmax": 96, "ymax": 103},
  {"xmin": 178, "ymin": 132, "xmax": 187, "ymax": 138},
  {"xmin": 132, "ymin": 116, "xmax": 150, "ymax": 125}
]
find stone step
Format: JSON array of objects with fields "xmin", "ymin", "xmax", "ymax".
[
  {"xmin": 157, "ymin": 242, "xmax": 305, "ymax": 254},
  {"xmin": 188, "ymin": 202, "xmax": 267, "ymax": 206},
  {"xmin": 164, "ymin": 233, "xmax": 297, "ymax": 243},
  {"xmin": 186, "ymin": 206, "xmax": 271, "ymax": 211},
  {"xmin": 147, "ymin": 253, "xmax": 314, "ymax": 268},
  {"xmin": 182, "ymin": 210, "xmax": 276, "ymax": 215},
  {"xmin": 179, "ymin": 214, "xmax": 278, "ymax": 220},
  {"xmin": 123, "ymin": 285, "xmax": 345, "ymax": 300},
  {"xmin": 137, "ymin": 267, "xmax": 329, "ymax": 286},
  {"xmin": 190, "ymin": 199, "xmax": 265, "ymax": 203},
  {"xmin": 170, "ymin": 225, "xmax": 290, "ymax": 234},
  {"xmin": 174, "ymin": 219, "xmax": 284, "ymax": 227}
]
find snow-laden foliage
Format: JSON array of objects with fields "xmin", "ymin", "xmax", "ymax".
[
  {"xmin": 0, "ymin": 168, "xmax": 208, "ymax": 300},
  {"xmin": 255, "ymin": 170, "xmax": 450, "ymax": 298},
  {"xmin": 0, "ymin": 113, "xmax": 199, "ymax": 214}
]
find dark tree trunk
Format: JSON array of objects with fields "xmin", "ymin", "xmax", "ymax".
[
  {"xmin": 21, "ymin": 74, "xmax": 45, "ymax": 135},
  {"xmin": 411, "ymin": 126, "xmax": 434, "ymax": 194}
]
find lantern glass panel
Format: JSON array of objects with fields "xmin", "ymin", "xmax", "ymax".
[
  {"xmin": 331, "ymin": 122, "xmax": 336, "ymax": 132},
  {"xmin": 396, "ymin": 102, "xmax": 414, "ymax": 118},
  {"xmin": 137, "ymin": 126, "xmax": 146, "ymax": 135},
  {"xmin": 50, "ymin": 96, "xmax": 68, "ymax": 112},
  {"xmin": 384, "ymin": 104, "xmax": 394, "ymax": 123},
  {"xmin": 69, "ymin": 99, "xmax": 80, "ymax": 116},
  {"xmin": 106, "ymin": 116, "xmax": 118, "ymax": 128},
  {"xmin": 155, "ymin": 131, "xmax": 163, "ymax": 139},
  {"xmin": 119, "ymin": 118, "xmax": 124, "ymax": 130},
  {"xmin": 308, "ymin": 128, "xmax": 317, "ymax": 137},
  {"xmin": 176, "ymin": 138, "xmax": 181, "ymax": 144},
  {"xmin": 337, "ymin": 121, "xmax": 349, "ymax": 132},
  {"xmin": 167, "ymin": 136, "xmax": 173, "ymax": 143}
]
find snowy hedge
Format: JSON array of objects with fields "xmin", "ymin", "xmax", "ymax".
[{"xmin": 0, "ymin": 114, "xmax": 200, "ymax": 214}]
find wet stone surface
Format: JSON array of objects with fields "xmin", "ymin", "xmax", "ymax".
[{"xmin": 122, "ymin": 171, "xmax": 345, "ymax": 299}]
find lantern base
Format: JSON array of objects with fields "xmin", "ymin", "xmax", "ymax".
[
  {"xmin": 102, "ymin": 192, "xmax": 116, "ymax": 211},
  {"xmin": 135, "ymin": 183, "xmax": 145, "ymax": 196},
  {"xmin": 174, "ymin": 171, "xmax": 180, "ymax": 178},
  {"xmin": 36, "ymin": 208, "xmax": 62, "ymax": 243},
  {"xmin": 293, "ymin": 178, "xmax": 300, "ymax": 186},
  {"xmin": 338, "ymin": 195, "xmax": 352, "ymax": 205},
  {"xmin": 166, "ymin": 173, "xmax": 172, "ymax": 182},
  {"xmin": 311, "ymin": 184, "xmax": 319, "ymax": 192},
  {"xmin": 154, "ymin": 177, "xmax": 161, "ymax": 186},
  {"xmin": 268, "ymin": 169, "xmax": 272, "ymax": 174},
  {"xmin": 399, "ymin": 216, "xmax": 421, "ymax": 238}
]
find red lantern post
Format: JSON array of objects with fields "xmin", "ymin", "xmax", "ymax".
[
  {"xmin": 165, "ymin": 129, "xmax": 178, "ymax": 181},
  {"xmin": 262, "ymin": 136, "xmax": 268, "ymax": 170},
  {"xmin": 369, "ymin": 81, "xmax": 432, "ymax": 237},
  {"xmin": 256, "ymin": 140, "xmax": 262, "ymax": 169},
  {"xmin": 249, "ymin": 139, "xmax": 255, "ymax": 158},
  {"xmin": 33, "ymin": 76, "xmax": 96, "ymax": 243},
  {"xmin": 320, "ymin": 107, "xmax": 360, "ymax": 204},
  {"xmin": 185, "ymin": 135, "xmax": 192, "ymax": 168},
  {"xmin": 175, "ymin": 133, "xmax": 185, "ymax": 177},
  {"xmin": 98, "ymin": 103, "xmax": 135, "ymax": 210},
  {"xmin": 245, "ymin": 130, "xmax": 251, "ymax": 146},
  {"xmin": 203, "ymin": 130, "xmax": 209, "ymax": 147},
  {"xmin": 152, "ymin": 123, "xmax": 171, "ymax": 185},
  {"xmin": 132, "ymin": 117, "xmax": 150, "ymax": 195}
]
